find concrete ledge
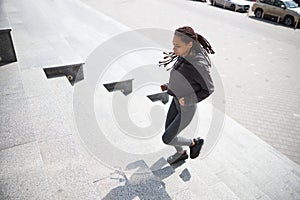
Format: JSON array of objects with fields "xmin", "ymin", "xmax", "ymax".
[
  {"xmin": 0, "ymin": 29, "xmax": 17, "ymax": 66},
  {"xmin": 43, "ymin": 63, "xmax": 84, "ymax": 86}
]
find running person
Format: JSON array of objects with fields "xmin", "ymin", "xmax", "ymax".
[{"xmin": 159, "ymin": 26, "xmax": 215, "ymax": 164}]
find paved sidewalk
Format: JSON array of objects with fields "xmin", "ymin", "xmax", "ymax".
[{"xmin": 1, "ymin": 0, "xmax": 300, "ymax": 199}]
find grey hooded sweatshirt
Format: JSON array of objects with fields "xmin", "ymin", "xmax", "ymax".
[{"xmin": 167, "ymin": 51, "xmax": 214, "ymax": 105}]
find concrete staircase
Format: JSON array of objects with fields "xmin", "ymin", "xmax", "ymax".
[{"xmin": 0, "ymin": 0, "xmax": 300, "ymax": 199}]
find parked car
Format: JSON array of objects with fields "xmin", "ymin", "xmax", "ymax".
[
  {"xmin": 210, "ymin": 0, "xmax": 251, "ymax": 12},
  {"xmin": 193, "ymin": 0, "xmax": 207, "ymax": 2},
  {"xmin": 252, "ymin": 0, "xmax": 300, "ymax": 26},
  {"xmin": 294, "ymin": 0, "xmax": 300, "ymax": 6}
]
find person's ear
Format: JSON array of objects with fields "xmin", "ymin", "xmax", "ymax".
[{"xmin": 188, "ymin": 41, "xmax": 193, "ymax": 48}]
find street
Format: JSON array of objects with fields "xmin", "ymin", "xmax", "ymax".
[{"xmin": 81, "ymin": 0, "xmax": 300, "ymax": 164}]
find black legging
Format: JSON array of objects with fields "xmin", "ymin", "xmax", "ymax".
[{"xmin": 162, "ymin": 98, "xmax": 196, "ymax": 152}]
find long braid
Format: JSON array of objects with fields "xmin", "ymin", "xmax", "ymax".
[
  {"xmin": 196, "ymin": 33, "xmax": 215, "ymax": 54},
  {"xmin": 159, "ymin": 26, "xmax": 215, "ymax": 69}
]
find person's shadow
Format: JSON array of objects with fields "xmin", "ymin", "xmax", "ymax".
[{"xmin": 102, "ymin": 158, "xmax": 191, "ymax": 200}]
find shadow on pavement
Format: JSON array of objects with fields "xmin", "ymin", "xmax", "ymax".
[{"xmin": 102, "ymin": 158, "xmax": 192, "ymax": 199}]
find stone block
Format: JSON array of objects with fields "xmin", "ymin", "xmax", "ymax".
[
  {"xmin": 0, "ymin": 142, "xmax": 43, "ymax": 178},
  {"xmin": 211, "ymin": 182, "xmax": 239, "ymax": 200},
  {"xmin": 0, "ymin": 169, "xmax": 51, "ymax": 200},
  {"xmin": 45, "ymin": 165, "xmax": 99, "ymax": 200},
  {"xmin": 216, "ymin": 163, "xmax": 265, "ymax": 200}
]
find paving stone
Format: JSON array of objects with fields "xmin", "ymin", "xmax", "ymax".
[
  {"xmin": 38, "ymin": 135, "xmax": 82, "ymax": 169},
  {"xmin": 45, "ymin": 165, "xmax": 99, "ymax": 200},
  {"xmin": 0, "ymin": 142, "xmax": 43, "ymax": 178},
  {"xmin": 211, "ymin": 182, "xmax": 239, "ymax": 200},
  {"xmin": 26, "ymin": 94, "xmax": 63, "ymax": 124},
  {"xmin": 243, "ymin": 166, "xmax": 272, "ymax": 190},
  {"xmin": 224, "ymin": 118, "xmax": 299, "ymax": 178},
  {"xmin": 32, "ymin": 118, "xmax": 74, "ymax": 142},
  {"xmin": 182, "ymin": 168, "xmax": 217, "ymax": 198},
  {"xmin": 260, "ymin": 178, "xmax": 300, "ymax": 200},
  {"xmin": 0, "ymin": 177, "xmax": 21, "ymax": 200},
  {"xmin": 79, "ymin": 147, "xmax": 116, "ymax": 184},
  {"xmin": 0, "ymin": 124, "xmax": 36, "ymax": 151},
  {"xmin": 217, "ymin": 137, "xmax": 252, "ymax": 174},
  {"xmin": 0, "ymin": 169, "xmax": 51, "ymax": 200},
  {"xmin": 46, "ymin": 78, "xmax": 75, "ymax": 121},
  {"xmin": 243, "ymin": 164, "xmax": 300, "ymax": 199},
  {"xmin": 0, "ymin": 81, "xmax": 39, "ymax": 149},
  {"xmin": 0, "ymin": 78, "xmax": 24, "ymax": 96},
  {"xmin": 170, "ymin": 189, "xmax": 193, "ymax": 200},
  {"xmin": 24, "ymin": 85, "xmax": 75, "ymax": 141},
  {"xmin": 216, "ymin": 163, "xmax": 265, "ymax": 200},
  {"xmin": 0, "ymin": 106, "xmax": 36, "ymax": 151},
  {"xmin": 0, "ymin": 65, "xmax": 23, "ymax": 96},
  {"xmin": 186, "ymin": 160, "xmax": 221, "ymax": 187},
  {"xmin": 195, "ymin": 188, "xmax": 222, "ymax": 200},
  {"xmin": 204, "ymin": 149, "xmax": 228, "ymax": 174},
  {"xmin": 250, "ymin": 148, "xmax": 296, "ymax": 179},
  {"xmin": 0, "ymin": 93, "xmax": 28, "ymax": 122},
  {"xmin": 257, "ymin": 195, "xmax": 272, "ymax": 200},
  {"xmin": 162, "ymin": 167, "xmax": 189, "ymax": 198},
  {"xmin": 20, "ymin": 68, "xmax": 51, "ymax": 97}
]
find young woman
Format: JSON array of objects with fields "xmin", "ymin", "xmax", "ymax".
[{"xmin": 159, "ymin": 26, "xmax": 215, "ymax": 164}]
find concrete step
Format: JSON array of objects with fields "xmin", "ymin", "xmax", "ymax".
[
  {"xmin": 0, "ymin": 64, "xmax": 37, "ymax": 151},
  {"xmin": 216, "ymin": 116, "xmax": 300, "ymax": 199},
  {"xmin": 202, "ymin": 146, "xmax": 266, "ymax": 200},
  {"xmin": 0, "ymin": 0, "xmax": 154, "ymax": 197},
  {"xmin": 226, "ymin": 117, "xmax": 300, "ymax": 185},
  {"xmin": 222, "ymin": 135, "xmax": 300, "ymax": 199},
  {"xmin": 185, "ymin": 159, "xmax": 239, "ymax": 200},
  {"xmin": 3, "ymin": 0, "xmax": 129, "ymax": 71},
  {"xmin": 0, "ymin": 64, "xmax": 101, "ymax": 199},
  {"xmin": 2, "ymin": 0, "xmax": 82, "ymax": 69}
]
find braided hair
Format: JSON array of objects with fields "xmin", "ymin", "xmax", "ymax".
[{"xmin": 159, "ymin": 26, "xmax": 215, "ymax": 69}]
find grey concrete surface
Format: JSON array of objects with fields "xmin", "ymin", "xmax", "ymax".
[
  {"xmin": 81, "ymin": 0, "xmax": 300, "ymax": 165},
  {"xmin": 0, "ymin": 0, "xmax": 300, "ymax": 199}
]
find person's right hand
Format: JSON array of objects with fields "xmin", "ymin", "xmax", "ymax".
[{"xmin": 160, "ymin": 84, "xmax": 167, "ymax": 91}]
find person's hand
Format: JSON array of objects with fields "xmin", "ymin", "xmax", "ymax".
[
  {"xmin": 160, "ymin": 84, "xmax": 167, "ymax": 91},
  {"xmin": 179, "ymin": 97, "xmax": 185, "ymax": 106}
]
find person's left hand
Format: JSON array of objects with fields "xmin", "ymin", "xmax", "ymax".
[{"xmin": 179, "ymin": 97, "xmax": 185, "ymax": 106}]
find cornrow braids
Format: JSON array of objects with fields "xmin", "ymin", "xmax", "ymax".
[{"xmin": 158, "ymin": 26, "xmax": 215, "ymax": 69}]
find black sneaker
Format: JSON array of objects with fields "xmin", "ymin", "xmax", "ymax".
[
  {"xmin": 189, "ymin": 138, "xmax": 204, "ymax": 159},
  {"xmin": 167, "ymin": 151, "xmax": 188, "ymax": 165}
]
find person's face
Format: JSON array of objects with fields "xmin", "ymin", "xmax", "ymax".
[{"xmin": 173, "ymin": 35, "xmax": 193, "ymax": 57}]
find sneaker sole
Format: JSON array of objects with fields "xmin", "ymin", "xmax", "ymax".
[{"xmin": 167, "ymin": 152, "xmax": 188, "ymax": 165}]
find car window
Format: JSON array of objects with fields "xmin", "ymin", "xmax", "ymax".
[
  {"xmin": 274, "ymin": 0, "xmax": 285, "ymax": 7},
  {"xmin": 285, "ymin": 0, "xmax": 298, "ymax": 7},
  {"xmin": 260, "ymin": 0, "xmax": 275, "ymax": 5}
]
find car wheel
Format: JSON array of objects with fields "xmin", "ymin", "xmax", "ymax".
[
  {"xmin": 254, "ymin": 9, "xmax": 263, "ymax": 18},
  {"xmin": 284, "ymin": 16, "xmax": 294, "ymax": 26},
  {"xmin": 230, "ymin": 4, "xmax": 236, "ymax": 11}
]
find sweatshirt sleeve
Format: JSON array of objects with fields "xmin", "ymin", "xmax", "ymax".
[{"xmin": 184, "ymin": 65, "xmax": 214, "ymax": 105}]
